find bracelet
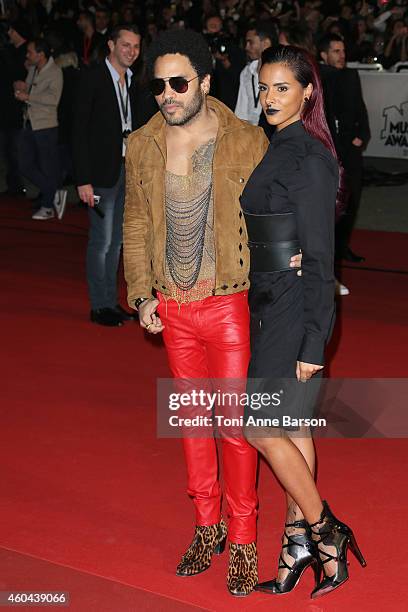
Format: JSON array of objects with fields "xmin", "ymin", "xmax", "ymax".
[{"xmin": 134, "ymin": 297, "xmax": 150, "ymax": 311}]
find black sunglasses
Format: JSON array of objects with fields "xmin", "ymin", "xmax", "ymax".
[{"xmin": 149, "ymin": 75, "xmax": 200, "ymax": 96}]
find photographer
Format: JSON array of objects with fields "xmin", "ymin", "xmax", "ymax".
[{"xmin": 204, "ymin": 14, "xmax": 246, "ymax": 110}]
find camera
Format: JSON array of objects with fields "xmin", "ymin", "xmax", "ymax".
[{"xmin": 206, "ymin": 34, "xmax": 232, "ymax": 56}]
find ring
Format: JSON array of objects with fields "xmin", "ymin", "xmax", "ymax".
[{"xmin": 145, "ymin": 323, "xmax": 152, "ymax": 330}]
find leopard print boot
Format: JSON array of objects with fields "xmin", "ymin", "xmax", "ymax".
[
  {"xmin": 176, "ymin": 518, "xmax": 228, "ymax": 576},
  {"xmin": 227, "ymin": 541, "xmax": 258, "ymax": 596}
]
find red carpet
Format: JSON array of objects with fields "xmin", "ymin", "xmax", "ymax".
[{"xmin": 0, "ymin": 197, "xmax": 407, "ymax": 611}]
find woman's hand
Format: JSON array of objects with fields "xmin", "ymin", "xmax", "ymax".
[
  {"xmin": 139, "ymin": 298, "xmax": 164, "ymax": 334},
  {"xmin": 296, "ymin": 361, "xmax": 323, "ymax": 383},
  {"xmin": 290, "ymin": 252, "xmax": 302, "ymax": 276}
]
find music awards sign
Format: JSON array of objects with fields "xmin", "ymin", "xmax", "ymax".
[{"xmin": 360, "ymin": 72, "xmax": 408, "ymax": 159}]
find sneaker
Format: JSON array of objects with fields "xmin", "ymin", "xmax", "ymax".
[
  {"xmin": 335, "ymin": 279, "xmax": 350, "ymax": 296},
  {"xmin": 32, "ymin": 206, "xmax": 55, "ymax": 220},
  {"xmin": 54, "ymin": 189, "xmax": 68, "ymax": 220}
]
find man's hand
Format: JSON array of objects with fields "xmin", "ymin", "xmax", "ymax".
[
  {"xmin": 139, "ymin": 298, "xmax": 165, "ymax": 334},
  {"xmin": 78, "ymin": 184, "xmax": 95, "ymax": 207},
  {"xmin": 290, "ymin": 251, "xmax": 302, "ymax": 277},
  {"xmin": 13, "ymin": 80, "xmax": 28, "ymax": 92},
  {"xmin": 296, "ymin": 361, "xmax": 323, "ymax": 382},
  {"xmin": 14, "ymin": 90, "xmax": 29, "ymax": 102},
  {"xmin": 352, "ymin": 137, "xmax": 363, "ymax": 147}
]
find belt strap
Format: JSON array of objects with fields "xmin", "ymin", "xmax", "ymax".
[{"xmin": 248, "ymin": 241, "xmax": 300, "ymax": 272}]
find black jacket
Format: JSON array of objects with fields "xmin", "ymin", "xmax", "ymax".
[
  {"xmin": 72, "ymin": 61, "xmax": 156, "ymax": 187},
  {"xmin": 0, "ymin": 43, "xmax": 27, "ymax": 130},
  {"xmin": 320, "ymin": 64, "xmax": 370, "ymax": 159},
  {"xmin": 241, "ymin": 121, "xmax": 338, "ymax": 365}
]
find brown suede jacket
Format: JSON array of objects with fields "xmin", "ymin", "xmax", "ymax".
[{"xmin": 123, "ymin": 96, "xmax": 269, "ymax": 308}]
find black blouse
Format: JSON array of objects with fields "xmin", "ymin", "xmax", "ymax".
[{"xmin": 240, "ymin": 120, "xmax": 339, "ymax": 365}]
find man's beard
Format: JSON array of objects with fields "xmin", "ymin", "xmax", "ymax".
[{"xmin": 159, "ymin": 88, "xmax": 204, "ymax": 126}]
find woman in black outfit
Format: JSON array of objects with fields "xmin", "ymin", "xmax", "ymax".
[{"xmin": 241, "ymin": 45, "xmax": 366, "ymax": 599}]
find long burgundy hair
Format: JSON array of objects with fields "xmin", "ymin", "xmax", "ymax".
[{"xmin": 260, "ymin": 44, "xmax": 346, "ymax": 217}]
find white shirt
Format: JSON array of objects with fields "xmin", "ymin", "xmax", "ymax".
[
  {"xmin": 105, "ymin": 58, "xmax": 133, "ymax": 155},
  {"xmin": 235, "ymin": 60, "xmax": 262, "ymax": 126}
]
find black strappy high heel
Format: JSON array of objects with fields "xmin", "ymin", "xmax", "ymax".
[
  {"xmin": 310, "ymin": 500, "xmax": 367, "ymax": 599},
  {"xmin": 255, "ymin": 519, "xmax": 320, "ymax": 595}
]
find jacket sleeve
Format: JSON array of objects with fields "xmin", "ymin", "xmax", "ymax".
[
  {"xmin": 288, "ymin": 154, "xmax": 337, "ymax": 365},
  {"xmin": 352, "ymin": 71, "xmax": 370, "ymax": 144},
  {"xmin": 28, "ymin": 68, "xmax": 63, "ymax": 109},
  {"xmin": 72, "ymin": 69, "xmax": 95, "ymax": 186},
  {"xmin": 234, "ymin": 68, "xmax": 250, "ymax": 121},
  {"xmin": 123, "ymin": 136, "xmax": 154, "ymax": 307}
]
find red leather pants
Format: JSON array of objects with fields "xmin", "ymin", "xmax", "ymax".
[{"xmin": 157, "ymin": 291, "xmax": 258, "ymax": 544}]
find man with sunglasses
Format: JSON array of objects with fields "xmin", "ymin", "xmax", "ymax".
[{"xmin": 123, "ymin": 29, "xmax": 301, "ymax": 596}]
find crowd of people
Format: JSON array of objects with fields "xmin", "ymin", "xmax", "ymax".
[
  {"xmin": 0, "ymin": 0, "xmax": 405, "ymax": 309},
  {"xmin": 1, "ymin": 1, "xmax": 406, "ymax": 207}
]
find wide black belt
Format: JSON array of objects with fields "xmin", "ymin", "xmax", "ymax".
[{"xmin": 244, "ymin": 212, "xmax": 300, "ymax": 272}]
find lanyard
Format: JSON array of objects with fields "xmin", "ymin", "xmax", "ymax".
[
  {"xmin": 117, "ymin": 74, "xmax": 130, "ymax": 126},
  {"xmin": 28, "ymin": 67, "xmax": 38, "ymax": 95},
  {"xmin": 251, "ymin": 74, "xmax": 259, "ymax": 108}
]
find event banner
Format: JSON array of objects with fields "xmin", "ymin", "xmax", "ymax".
[{"xmin": 360, "ymin": 72, "xmax": 408, "ymax": 159}]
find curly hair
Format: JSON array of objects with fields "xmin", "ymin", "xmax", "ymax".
[{"xmin": 146, "ymin": 29, "xmax": 213, "ymax": 80}]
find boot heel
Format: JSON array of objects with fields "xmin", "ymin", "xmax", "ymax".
[
  {"xmin": 310, "ymin": 501, "xmax": 366, "ymax": 599},
  {"xmin": 312, "ymin": 560, "xmax": 321, "ymax": 587},
  {"xmin": 348, "ymin": 532, "xmax": 367, "ymax": 567},
  {"xmin": 214, "ymin": 534, "xmax": 227, "ymax": 555},
  {"xmin": 255, "ymin": 520, "xmax": 318, "ymax": 595}
]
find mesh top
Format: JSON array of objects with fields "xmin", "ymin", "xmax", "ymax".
[{"xmin": 164, "ymin": 140, "xmax": 216, "ymax": 304}]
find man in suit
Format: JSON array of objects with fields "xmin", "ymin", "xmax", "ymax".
[
  {"xmin": 75, "ymin": 10, "xmax": 105, "ymax": 67},
  {"xmin": 319, "ymin": 33, "xmax": 370, "ymax": 264},
  {"xmin": 72, "ymin": 24, "xmax": 154, "ymax": 327},
  {"xmin": 235, "ymin": 20, "xmax": 277, "ymax": 126}
]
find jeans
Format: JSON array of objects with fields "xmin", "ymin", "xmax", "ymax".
[
  {"xmin": 19, "ymin": 125, "xmax": 59, "ymax": 209},
  {"xmin": 86, "ymin": 164, "xmax": 125, "ymax": 310}
]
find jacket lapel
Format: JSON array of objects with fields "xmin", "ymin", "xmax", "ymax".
[{"xmin": 102, "ymin": 61, "xmax": 122, "ymax": 133}]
